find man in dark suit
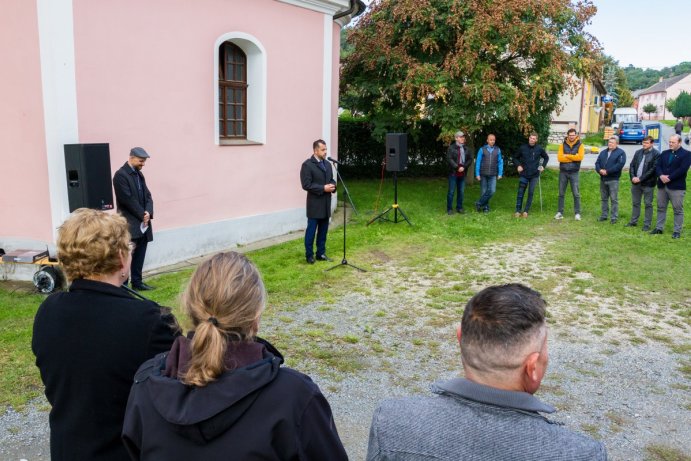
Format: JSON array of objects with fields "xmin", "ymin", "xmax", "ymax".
[
  {"xmin": 300, "ymin": 139, "xmax": 336, "ymax": 264},
  {"xmin": 113, "ymin": 147, "xmax": 154, "ymax": 290},
  {"xmin": 650, "ymin": 134, "xmax": 691, "ymax": 239}
]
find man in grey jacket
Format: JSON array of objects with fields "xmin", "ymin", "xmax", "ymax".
[{"xmin": 366, "ymin": 284, "xmax": 607, "ymax": 461}]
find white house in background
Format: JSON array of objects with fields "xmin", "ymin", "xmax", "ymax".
[
  {"xmin": 637, "ymin": 73, "xmax": 691, "ymax": 120},
  {"xmin": 549, "ymin": 77, "xmax": 606, "ymax": 142},
  {"xmin": 0, "ymin": 0, "xmax": 364, "ymax": 280}
]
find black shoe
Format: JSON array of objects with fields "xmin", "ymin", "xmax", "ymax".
[
  {"xmin": 625, "ymin": 222, "xmax": 636, "ymax": 227},
  {"xmin": 132, "ymin": 283, "xmax": 154, "ymax": 291},
  {"xmin": 649, "ymin": 229, "xmax": 663, "ymax": 235},
  {"xmin": 610, "ymin": 219, "xmax": 617, "ymax": 224},
  {"xmin": 672, "ymin": 232, "xmax": 680, "ymax": 239},
  {"xmin": 475, "ymin": 202, "xmax": 481, "ymax": 212},
  {"xmin": 456, "ymin": 209, "xmax": 465, "ymax": 214},
  {"xmin": 597, "ymin": 217, "xmax": 607, "ymax": 222},
  {"xmin": 306, "ymin": 256, "xmax": 315, "ymax": 264},
  {"xmin": 447, "ymin": 210, "xmax": 454, "ymax": 215},
  {"xmin": 642, "ymin": 226, "xmax": 650, "ymax": 232},
  {"xmin": 316, "ymin": 255, "xmax": 332, "ymax": 262}
]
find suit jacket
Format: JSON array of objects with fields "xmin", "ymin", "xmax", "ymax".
[
  {"xmin": 629, "ymin": 147, "xmax": 660, "ymax": 187},
  {"xmin": 595, "ymin": 147, "xmax": 626, "ymax": 181},
  {"xmin": 367, "ymin": 378, "xmax": 607, "ymax": 461},
  {"xmin": 113, "ymin": 162, "xmax": 154, "ymax": 241},
  {"xmin": 656, "ymin": 147, "xmax": 691, "ymax": 190},
  {"xmin": 32, "ymin": 279, "xmax": 180, "ymax": 461},
  {"xmin": 446, "ymin": 141, "xmax": 473, "ymax": 176},
  {"xmin": 300, "ymin": 156, "xmax": 336, "ymax": 219}
]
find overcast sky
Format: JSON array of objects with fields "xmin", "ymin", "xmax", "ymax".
[{"xmin": 583, "ymin": 0, "xmax": 682, "ymax": 70}]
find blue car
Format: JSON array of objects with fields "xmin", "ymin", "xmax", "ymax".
[{"xmin": 618, "ymin": 122, "xmax": 646, "ymax": 144}]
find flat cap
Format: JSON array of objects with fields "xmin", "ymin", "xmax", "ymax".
[
  {"xmin": 455, "ymin": 131, "xmax": 465, "ymax": 137},
  {"xmin": 130, "ymin": 147, "xmax": 150, "ymax": 158}
]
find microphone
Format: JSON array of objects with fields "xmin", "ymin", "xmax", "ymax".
[{"xmin": 326, "ymin": 157, "xmax": 342, "ymax": 165}]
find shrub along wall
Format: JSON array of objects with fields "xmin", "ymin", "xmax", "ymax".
[{"xmin": 337, "ymin": 117, "xmax": 547, "ymax": 178}]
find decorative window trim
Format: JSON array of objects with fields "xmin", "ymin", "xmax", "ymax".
[{"xmin": 213, "ymin": 32, "xmax": 266, "ymax": 145}]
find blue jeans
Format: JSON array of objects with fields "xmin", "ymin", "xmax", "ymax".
[
  {"xmin": 476, "ymin": 175, "xmax": 497, "ymax": 210},
  {"xmin": 305, "ymin": 217, "xmax": 329, "ymax": 258},
  {"xmin": 515, "ymin": 176, "xmax": 538, "ymax": 212},
  {"xmin": 447, "ymin": 174, "xmax": 466, "ymax": 211}
]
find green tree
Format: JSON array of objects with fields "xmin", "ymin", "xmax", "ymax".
[
  {"xmin": 642, "ymin": 103, "xmax": 657, "ymax": 120},
  {"xmin": 671, "ymin": 91, "xmax": 691, "ymax": 118},
  {"xmin": 340, "ymin": 0, "xmax": 601, "ymax": 146}
]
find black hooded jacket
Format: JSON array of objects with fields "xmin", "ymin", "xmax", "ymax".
[{"xmin": 122, "ymin": 337, "xmax": 348, "ymax": 460}]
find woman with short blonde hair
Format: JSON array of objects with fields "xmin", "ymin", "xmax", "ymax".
[
  {"xmin": 123, "ymin": 252, "xmax": 347, "ymax": 460},
  {"xmin": 32, "ymin": 208, "xmax": 179, "ymax": 461}
]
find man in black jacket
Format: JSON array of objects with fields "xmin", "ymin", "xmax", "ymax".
[
  {"xmin": 113, "ymin": 147, "xmax": 154, "ymax": 290},
  {"xmin": 512, "ymin": 132, "xmax": 548, "ymax": 218},
  {"xmin": 625, "ymin": 136, "xmax": 659, "ymax": 231},
  {"xmin": 300, "ymin": 139, "xmax": 336, "ymax": 264},
  {"xmin": 446, "ymin": 131, "xmax": 472, "ymax": 214}
]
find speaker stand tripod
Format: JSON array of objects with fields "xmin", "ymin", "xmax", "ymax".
[
  {"xmin": 367, "ymin": 172, "xmax": 412, "ymax": 225},
  {"xmin": 326, "ymin": 166, "xmax": 366, "ymax": 272}
]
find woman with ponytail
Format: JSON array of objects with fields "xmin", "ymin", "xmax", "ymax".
[{"xmin": 122, "ymin": 252, "xmax": 347, "ymax": 460}]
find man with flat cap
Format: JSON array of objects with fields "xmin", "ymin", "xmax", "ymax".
[{"xmin": 113, "ymin": 147, "xmax": 155, "ymax": 290}]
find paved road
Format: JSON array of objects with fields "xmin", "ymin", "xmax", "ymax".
[{"xmin": 547, "ymin": 121, "xmax": 675, "ymax": 170}]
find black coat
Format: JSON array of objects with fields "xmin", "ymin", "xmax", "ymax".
[
  {"xmin": 32, "ymin": 279, "xmax": 180, "ymax": 461},
  {"xmin": 595, "ymin": 148, "xmax": 626, "ymax": 180},
  {"xmin": 513, "ymin": 143, "xmax": 549, "ymax": 178},
  {"xmin": 300, "ymin": 156, "xmax": 335, "ymax": 219},
  {"xmin": 629, "ymin": 147, "xmax": 660, "ymax": 187},
  {"xmin": 122, "ymin": 338, "xmax": 348, "ymax": 460},
  {"xmin": 446, "ymin": 141, "xmax": 473, "ymax": 176},
  {"xmin": 113, "ymin": 163, "xmax": 154, "ymax": 241}
]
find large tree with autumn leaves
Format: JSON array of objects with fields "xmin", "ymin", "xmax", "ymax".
[{"xmin": 340, "ymin": 0, "xmax": 602, "ymax": 145}]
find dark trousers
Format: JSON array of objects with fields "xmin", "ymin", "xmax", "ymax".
[
  {"xmin": 515, "ymin": 176, "xmax": 538, "ymax": 212},
  {"xmin": 305, "ymin": 217, "xmax": 329, "ymax": 258},
  {"xmin": 447, "ymin": 174, "xmax": 466, "ymax": 211},
  {"xmin": 655, "ymin": 187, "xmax": 686, "ymax": 233},
  {"xmin": 630, "ymin": 183, "xmax": 654, "ymax": 227},
  {"xmin": 129, "ymin": 236, "xmax": 148, "ymax": 286}
]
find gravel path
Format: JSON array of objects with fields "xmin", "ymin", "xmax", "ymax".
[{"xmin": 2, "ymin": 240, "xmax": 689, "ymax": 460}]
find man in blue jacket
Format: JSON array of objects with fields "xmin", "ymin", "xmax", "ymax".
[
  {"xmin": 650, "ymin": 134, "xmax": 691, "ymax": 239},
  {"xmin": 595, "ymin": 136, "xmax": 626, "ymax": 223},
  {"xmin": 474, "ymin": 134, "xmax": 503, "ymax": 213}
]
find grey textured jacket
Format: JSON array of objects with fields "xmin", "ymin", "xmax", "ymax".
[{"xmin": 366, "ymin": 378, "xmax": 607, "ymax": 461}]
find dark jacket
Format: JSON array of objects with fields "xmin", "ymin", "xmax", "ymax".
[
  {"xmin": 656, "ymin": 147, "xmax": 691, "ymax": 190},
  {"xmin": 113, "ymin": 162, "xmax": 154, "ymax": 241},
  {"xmin": 557, "ymin": 137, "xmax": 584, "ymax": 173},
  {"xmin": 475, "ymin": 145, "xmax": 504, "ymax": 177},
  {"xmin": 629, "ymin": 147, "xmax": 660, "ymax": 187},
  {"xmin": 122, "ymin": 337, "xmax": 348, "ymax": 460},
  {"xmin": 446, "ymin": 141, "xmax": 473, "ymax": 176},
  {"xmin": 300, "ymin": 156, "xmax": 336, "ymax": 219},
  {"xmin": 595, "ymin": 147, "xmax": 626, "ymax": 180},
  {"xmin": 32, "ymin": 279, "xmax": 180, "ymax": 461},
  {"xmin": 513, "ymin": 143, "xmax": 549, "ymax": 178}
]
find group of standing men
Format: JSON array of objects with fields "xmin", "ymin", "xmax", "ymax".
[{"xmin": 443, "ymin": 126, "xmax": 690, "ymax": 239}]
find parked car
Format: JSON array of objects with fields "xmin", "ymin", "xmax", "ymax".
[{"xmin": 619, "ymin": 122, "xmax": 646, "ymax": 144}]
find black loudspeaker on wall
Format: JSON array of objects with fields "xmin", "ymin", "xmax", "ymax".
[
  {"xmin": 64, "ymin": 143, "xmax": 114, "ymax": 212},
  {"xmin": 385, "ymin": 133, "xmax": 408, "ymax": 172}
]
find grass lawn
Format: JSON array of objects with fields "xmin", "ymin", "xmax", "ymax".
[{"xmin": 1, "ymin": 170, "xmax": 689, "ymax": 410}]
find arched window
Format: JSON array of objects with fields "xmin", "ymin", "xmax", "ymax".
[{"xmin": 219, "ymin": 42, "xmax": 248, "ymax": 139}]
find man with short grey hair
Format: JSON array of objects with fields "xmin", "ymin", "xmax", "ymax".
[
  {"xmin": 650, "ymin": 134, "xmax": 691, "ymax": 239},
  {"xmin": 446, "ymin": 131, "xmax": 472, "ymax": 214},
  {"xmin": 595, "ymin": 136, "xmax": 626, "ymax": 223},
  {"xmin": 366, "ymin": 284, "xmax": 607, "ymax": 461}
]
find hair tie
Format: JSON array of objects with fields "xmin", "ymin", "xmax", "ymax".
[{"xmin": 208, "ymin": 316, "xmax": 219, "ymax": 327}]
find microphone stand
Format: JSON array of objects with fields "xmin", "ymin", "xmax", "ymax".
[{"xmin": 326, "ymin": 160, "xmax": 366, "ymax": 272}]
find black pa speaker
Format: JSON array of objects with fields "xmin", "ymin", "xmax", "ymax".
[
  {"xmin": 64, "ymin": 143, "xmax": 114, "ymax": 212},
  {"xmin": 385, "ymin": 133, "xmax": 408, "ymax": 172}
]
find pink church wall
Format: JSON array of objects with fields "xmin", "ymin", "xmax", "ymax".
[
  {"xmin": 332, "ymin": 23, "xmax": 341, "ymax": 159},
  {"xmin": 72, "ymin": 0, "xmax": 325, "ymax": 232},
  {"xmin": 0, "ymin": 0, "xmax": 52, "ymax": 241}
]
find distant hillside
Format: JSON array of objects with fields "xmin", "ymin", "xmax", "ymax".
[{"xmin": 624, "ymin": 62, "xmax": 691, "ymax": 91}]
